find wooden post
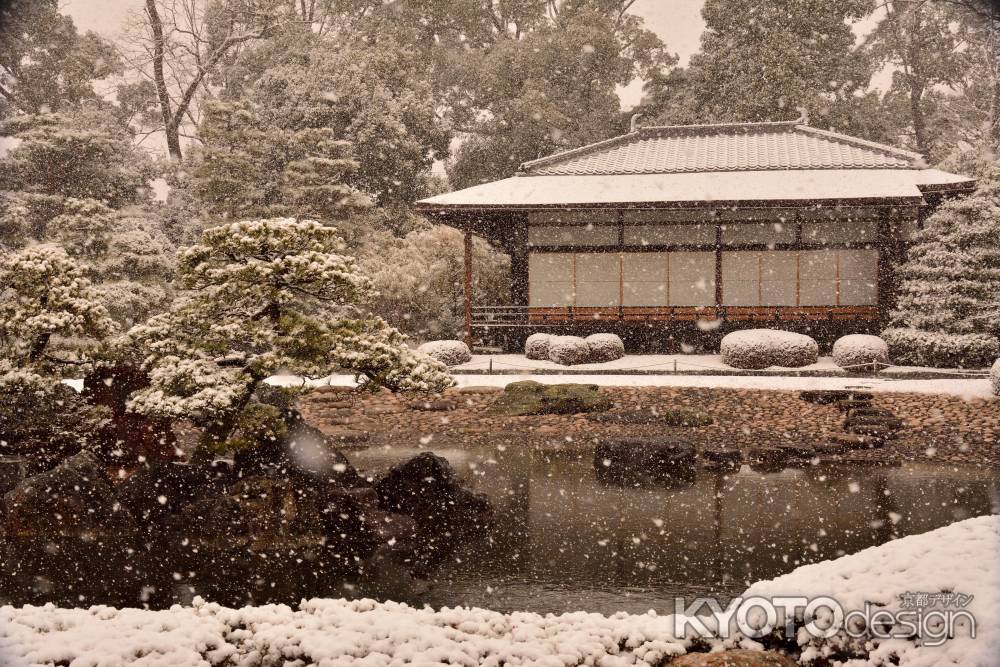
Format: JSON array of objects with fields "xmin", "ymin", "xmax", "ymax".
[{"xmin": 464, "ymin": 231, "xmax": 473, "ymax": 345}]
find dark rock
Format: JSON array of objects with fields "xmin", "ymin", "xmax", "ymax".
[
  {"xmin": 115, "ymin": 460, "xmax": 231, "ymax": 524},
  {"xmin": 2, "ymin": 451, "xmax": 139, "ymax": 606},
  {"xmin": 374, "ymin": 452, "xmax": 492, "ymax": 574},
  {"xmin": 828, "ymin": 433, "xmax": 881, "ymax": 450},
  {"xmin": 491, "ymin": 381, "xmax": 612, "ymax": 416},
  {"xmin": 0, "ymin": 457, "xmax": 27, "ymax": 496},
  {"xmin": 595, "ymin": 438, "xmax": 697, "ymax": 486},
  {"xmin": 233, "ymin": 409, "xmax": 366, "ymax": 488}
]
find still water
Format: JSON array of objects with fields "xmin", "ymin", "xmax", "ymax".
[{"xmin": 351, "ymin": 445, "xmax": 1000, "ymax": 615}]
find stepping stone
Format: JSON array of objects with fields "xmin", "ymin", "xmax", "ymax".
[
  {"xmin": 800, "ymin": 390, "xmax": 874, "ymax": 404},
  {"xmin": 776, "ymin": 443, "xmax": 816, "ymax": 460},
  {"xmin": 844, "ymin": 424, "xmax": 895, "ymax": 439},
  {"xmin": 747, "ymin": 447, "xmax": 790, "ymax": 472},
  {"xmin": 835, "ymin": 399, "xmax": 873, "ymax": 412},
  {"xmin": 828, "ymin": 433, "xmax": 879, "ymax": 450},
  {"xmin": 844, "ymin": 415, "xmax": 904, "ymax": 430},
  {"xmin": 701, "ymin": 448, "xmax": 741, "ymax": 473}
]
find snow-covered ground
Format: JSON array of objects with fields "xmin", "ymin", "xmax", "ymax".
[
  {"xmin": 268, "ymin": 370, "xmax": 996, "ymax": 400},
  {"xmin": 1, "ymin": 515, "xmax": 995, "ymax": 666}
]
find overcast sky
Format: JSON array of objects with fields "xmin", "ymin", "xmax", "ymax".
[{"xmin": 62, "ymin": 0, "xmax": 709, "ymax": 109}]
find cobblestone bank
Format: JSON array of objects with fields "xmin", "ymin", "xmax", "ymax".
[{"xmin": 298, "ymin": 385, "xmax": 999, "ymax": 466}]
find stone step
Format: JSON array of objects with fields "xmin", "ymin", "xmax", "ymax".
[
  {"xmin": 835, "ymin": 399, "xmax": 874, "ymax": 412},
  {"xmin": 800, "ymin": 390, "xmax": 874, "ymax": 405}
]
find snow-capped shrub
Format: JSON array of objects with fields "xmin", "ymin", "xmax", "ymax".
[
  {"xmin": 547, "ymin": 336, "xmax": 591, "ymax": 365},
  {"xmin": 991, "ymin": 359, "xmax": 1000, "ymax": 397},
  {"xmin": 720, "ymin": 329, "xmax": 819, "ymax": 370},
  {"xmin": 882, "ymin": 328, "xmax": 1000, "ymax": 369},
  {"xmin": 524, "ymin": 333, "xmax": 552, "ymax": 360},
  {"xmin": 585, "ymin": 333, "xmax": 625, "ymax": 363},
  {"xmin": 416, "ymin": 340, "xmax": 471, "ymax": 366},
  {"xmin": 832, "ymin": 334, "xmax": 890, "ymax": 371}
]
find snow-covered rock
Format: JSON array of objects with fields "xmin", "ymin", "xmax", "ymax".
[
  {"xmin": 524, "ymin": 333, "xmax": 552, "ymax": 360},
  {"xmin": 585, "ymin": 333, "xmax": 625, "ymax": 363},
  {"xmin": 991, "ymin": 359, "xmax": 1000, "ymax": 397},
  {"xmin": 832, "ymin": 334, "xmax": 890, "ymax": 370},
  {"xmin": 416, "ymin": 340, "xmax": 471, "ymax": 366},
  {"xmin": 720, "ymin": 329, "xmax": 818, "ymax": 370},
  {"xmin": 547, "ymin": 335, "xmax": 591, "ymax": 365}
]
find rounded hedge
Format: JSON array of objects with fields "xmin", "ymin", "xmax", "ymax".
[
  {"xmin": 991, "ymin": 359, "xmax": 1000, "ymax": 397},
  {"xmin": 524, "ymin": 333, "xmax": 552, "ymax": 361},
  {"xmin": 720, "ymin": 329, "xmax": 819, "ymax": 370},
  {"xmin": 585, "ymin": 333, "xmax": 625, "ymax": 363},
  {"xmin": 832, "ymin": 334, "xmax": 890, "ymax": 371},
  {"xmin": 416, "ymin": 340, "xmax": 471, "ymax": 366},
  {"xmin": 548, "ymin": 335, "xmax": 591, "ymax": 365}
]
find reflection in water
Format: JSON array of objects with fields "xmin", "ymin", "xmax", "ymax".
[{"xmin": 350, "ymin": 445, "xmax": 999, "ymax": 616}]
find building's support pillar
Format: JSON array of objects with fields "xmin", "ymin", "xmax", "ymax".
[
  {"xmin": 510, "ymin": 217, "xmax": 529, "ymax": 306},
  {"xmin": 464, "ymin": 230, "xmax": 473, "ymax": 345}
]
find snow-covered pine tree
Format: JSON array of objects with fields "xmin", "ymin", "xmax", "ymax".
[
  {"xmin": 0, "ymin": 244, "xmax": 117, "ymax": 371},
  {"xmin": 884, "ymin": 170, "xmax": 1000, "ymax": 367},
  {"xmin": 0, "ymin": 245, "xmax": 117, "ymax": 464},
  {"xmin": 125, "ymin": 218, "xmax": 453, "ymax": 451}
]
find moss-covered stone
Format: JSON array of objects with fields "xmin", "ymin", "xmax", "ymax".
[{"xmin": 491, "ymin": 381, "xmax": 612, "ymax": 416}]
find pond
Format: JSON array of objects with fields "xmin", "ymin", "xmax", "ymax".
[{"xmin": 350, "ymin": 445, "xmax": 999, "ymax": 616}]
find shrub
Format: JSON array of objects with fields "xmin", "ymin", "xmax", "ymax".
[
  {"xmin": 720, "ymin": 329, "xmax": 819, "ymax": 369},
  {"xmin": 991, "ymin": 359, "xmax": 1000, "ymax": 397},
  {"xmin": 832, "ymin": 334, "xmax": 890, "ymax": 371},
  {"xmin": 490, "ymin": 380, "xmax": 612, "ymax": 416},
  {"xmin": 547, "ymin": 336, "xmax": 591, "ymax": 365},
  {"xmin": 524, "ymin": 333, "xmax": 552, "ymax": 360},
  {"xmin": 416, "ymin": 340, "xmax": 472, "ymax": 366},
  {"xmin": 881, "ymin": 328, "xmax": 999, "ymax": 369},
  {"xmin": 585, "ymin": 334, "xmax": 625, "ymax": 362}
]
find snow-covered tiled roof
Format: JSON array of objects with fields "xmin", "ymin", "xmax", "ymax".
[
  {"xmin": 416, "ymin": 169, "xmax": 974, "ymax": 210},
  {"xmin": 520, "ymin": 121, "xmax": 923, "ymax": 176}
]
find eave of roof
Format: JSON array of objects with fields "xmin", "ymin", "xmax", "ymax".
[{"xmin": 415, "ymin": 169, "xmax": 974, "ymax": 213}]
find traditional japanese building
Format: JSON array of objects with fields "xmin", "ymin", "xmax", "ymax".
[{"xmin": 415, "ymin": 118, "xmax": 975, "ymax": 348}]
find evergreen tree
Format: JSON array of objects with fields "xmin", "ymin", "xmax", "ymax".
[
  {"xmin": 125, "ymin": 218, "xmax": 453, "ymax": 452},
  {"xmin": 667, "ymin": 0, "xmax": 875, "ymax": 130},
  {"xmin": 190, "ymin": 101, "xmax": 371, "ymax": 225},
  {"xmin": 890, "ymin": 172, "xmax": 1000, "ymax": 337}
]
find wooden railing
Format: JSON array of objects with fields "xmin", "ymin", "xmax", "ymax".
[{"xmin": 472, "ymin": 305, "xmax": 880, "ymax": 328}]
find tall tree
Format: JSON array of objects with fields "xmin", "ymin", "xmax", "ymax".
[
  {"xmin": 867, "ymin": 0, "xmax": 965, "ymax": 157},
  {"xmin": 0, "ymin": 0, "xmax": 121, "ymax": 118},
  {"xmin": 366, "ymin": 0, "xmax": 670, "ymax": 188},
  {"xmin": 686, "ymin": 0, "xmax": 875, "ymax": 127},
  {"xmin": 120, "ymin": 0, "xmax": 296, "ymax": 159}
]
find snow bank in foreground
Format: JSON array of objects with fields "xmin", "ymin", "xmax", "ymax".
[
  {"xmin": 2, "ymin": 516, "xmax": 996, "ymax": 666},
  {"xmin": 745, "ymin": 514, "xmax": 998, "ymax": 667}
]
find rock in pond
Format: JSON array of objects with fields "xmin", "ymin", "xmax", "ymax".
[{"xmin": 594, "ymin": 438, "xmax": 697, "ymax": 487}]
